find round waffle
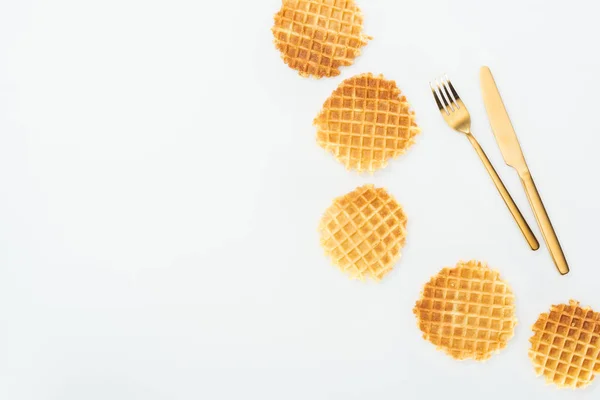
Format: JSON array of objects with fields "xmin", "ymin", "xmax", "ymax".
[
  {"xmin": 413, "ymin": 260, "xmax": 517, "ymax": 361},
  {"xmin": 272, "ymin": 0, "xmax": 370, "ymax": 78},
  {"xmin": 314, "ymin": 73, "xmax": 421, "ymax": 172},
  {"xmin": 319, "ymin": 184, "xmax": 407, "ymax": 281},
  {"xmin": 529, "ymin": 300, "xmax": 600, "ymax": 389}
]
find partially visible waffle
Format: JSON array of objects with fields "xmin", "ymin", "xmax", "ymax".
[
  {"xmin": 319, "ymin": 185, "xmax": 407, "ymax": 281},
  {"xmin": 314, "ymin": 73, "xmax": 420, "ymax": 172},
  {"xmin": 413, "ymin": 260, "xmax": 517, "ymax": 361},
  {"xmin": 529, "ymin": 300, "xmax": 600, "ymax": 389},
  {"xmin": 272, "ymin": 0, "xmax": 371, "ymax": 78}
]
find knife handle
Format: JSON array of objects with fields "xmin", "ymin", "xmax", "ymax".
[
  {"xmin": 519, "ymin": 172, "xmax": 570, "ymax": 275},
  {"xmin": 466, "ymin": 134, "xmax": 540, "ymax": 250}
]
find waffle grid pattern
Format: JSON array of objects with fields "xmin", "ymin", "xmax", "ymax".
[
  {"xmin": 314, "ymin": 73, "xmax": 421, "ymax": 172},
  {"xmin": 319, "ymin": 185, "xmax": 407, "ymax": 281},
  {"xmin": 272, "ymin": 0, "xmax": 370, "ymax": 78},
  {"xmin": 413, "ymin": 260, "xmax": 517, "ymax": 360},
  {"xmin": 529, "ymin": 300, "xmax": 600, "ymax": 388}
]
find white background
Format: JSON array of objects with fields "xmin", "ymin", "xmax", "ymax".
[{"xmin": 1, "ymin": 0, "xmax": 599, "ymax": 399}]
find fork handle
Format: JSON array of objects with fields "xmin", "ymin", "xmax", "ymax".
[
  {"xmin": 466, "ymin": 134, "xmax": 540, "ymax": 250},
  {"xmin": 519, "ymin": 172, "xmax": 569, "ymax": 275}
]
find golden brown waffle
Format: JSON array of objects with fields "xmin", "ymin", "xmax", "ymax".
[
  {"xmin": 314, "ymin": 73, "xmax": 420, "ymax": 172},
  {"xmin": 413, "ymin": 260, "xmax": 517, "ymax": 361},
  {"xmin": 319, "ymin": 185, "xmax": 407, "ymax": 281},
  {"xmin": 529, "ymin": 300, "xmax": 600, "ymax": 389},
  {"xmin": 272, "ymin": 0, "xmax": 370, "ymax": 78}
]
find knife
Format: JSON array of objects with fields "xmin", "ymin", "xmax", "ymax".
[{"xmin": 480, "ymin": 66, "xmax": 569, "ymax": 275}]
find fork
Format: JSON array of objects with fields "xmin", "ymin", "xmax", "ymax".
[{"xmin": 430, "ymin": 76, "xmax": 539, "ymax": 250}]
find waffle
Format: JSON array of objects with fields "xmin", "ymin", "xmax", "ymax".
[
  {"xmin": 413, "ymin": 260, "xmax": 517, "ymax": 361},
  {"xmin": 272, "ymin": 0, "xmax": 371, "ymax": 78},
  {"xmin": 529, "ymin": 300, "xmax": 600, "ymax": 389},
  {"xmin": 319, "ymin": 185, "xmax": 407, "ymax": 281},
  {"xmin": 314, "ymin": 73, "xmax": 421, "ymax": 172}
]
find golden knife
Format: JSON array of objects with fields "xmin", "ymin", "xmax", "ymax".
[{"xmin": 480, "ymin": 66, "xmax": 569, "ymax": 275}]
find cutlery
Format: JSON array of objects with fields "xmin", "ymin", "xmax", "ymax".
[
  {"xmin": 480, "ymin": 66, "xmax": 569, "ymax": 275},
  {"xmin": 430, "ymin": 76, "xmax": 540, "ymax": 250}
]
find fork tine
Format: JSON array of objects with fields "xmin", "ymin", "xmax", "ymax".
[
  {"xmin": 430, "ymin": 82, "xmax": 446, "ymax": 114},
  {"xmin": 442, "ymin": 76, "xmax": 460, "ymax": 109},
  {"xmin": 436, "ymin": 79, "xmax": 455, "ymax": 112},
  {"xmin": 444, "ymin": 75, "xmax": 460, "ymax": 101}
]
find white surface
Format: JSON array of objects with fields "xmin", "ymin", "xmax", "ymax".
[{"xmin": 1, "ymin": 0, "xmax": 599, "ymax": 398}]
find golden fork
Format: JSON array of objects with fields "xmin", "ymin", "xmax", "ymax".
[{"xmin": 430, "ymin": 76, "xmax": 539, "ymax": 250}]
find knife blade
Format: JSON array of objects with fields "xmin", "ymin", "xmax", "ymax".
[
  {"xmin": 480, "ymin": 66, "xmax": 528, "ymax": 173},
  {"xmin": 480, "ymin": 66, "xmax": 570, "ymax": 275}
]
